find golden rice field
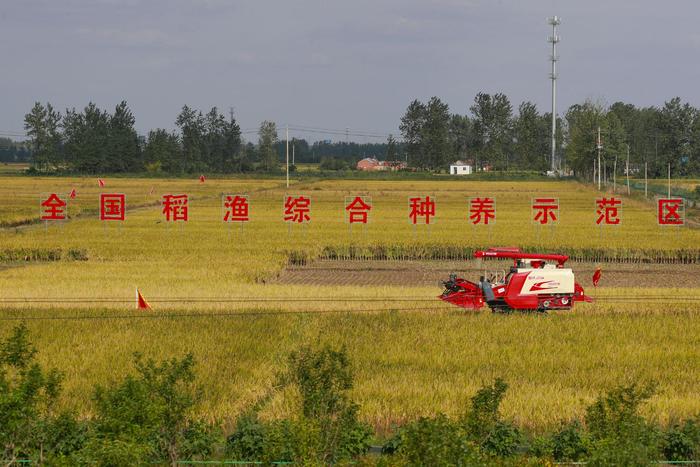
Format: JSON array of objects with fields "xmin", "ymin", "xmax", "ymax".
[{"xmin": 0, "ymin": 175, "xmax": 699, "ymax": 432}]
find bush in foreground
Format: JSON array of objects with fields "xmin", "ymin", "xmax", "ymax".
[{"xmin": 226, "ymin": 344, "xmax": 373, "ymax": 463}]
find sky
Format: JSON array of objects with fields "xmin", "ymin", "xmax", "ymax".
[{"xmin": 2, "ymin": 0, "xmax": 700, "ymax": 143}]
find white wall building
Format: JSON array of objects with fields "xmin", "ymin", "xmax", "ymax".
[{"xmin": 450, "ymin": 160, "xmax": 473, "ymax": 175}]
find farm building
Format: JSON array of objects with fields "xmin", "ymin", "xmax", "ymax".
[
  {"xmin": 450, "ymin": 160, "xmax": 473, "ymax": 175},
  {"xmin": 357, "ymin": 158, "xmax": 381, "ymax": 170},
  {"xmin": 357, "ymin": 158, "xmax": 408, "ymax": 171}
]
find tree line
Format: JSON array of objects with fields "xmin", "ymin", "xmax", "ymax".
[
  {"xmin": 400, "ymin": 94, "xmax": 555, "ymax": 172},
  {"xmin": 24, "ymin": 101, "xmax": 245, "ymax": 174},
  {"xmin": 400, "ymin": 94, "xmax": 700, "ymax": 177},
  {"xmin": 3, "ymin": 324, "xmax": 700, "ymax": 465},
  {"xmin": 0, "ymin": 138, "xmax": 31, "ymax": 163},
  {"xmin": 23, "ymin": 102, "xmax": 395, "ymax": 174},
  {"xmin": 22, "ymin": 95, "xmax": 700, "ymax": 177}
]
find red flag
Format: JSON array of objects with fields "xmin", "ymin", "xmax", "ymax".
[
  {"xmin": 199, "ymin": 175, "xmax": 206, "ymax": 183},
  {"xmin": 98, "ymin": 179, "xmax": 105, "ymax": 187},
  {"xmin": 592, "ymin": 267, "xmax": 602, "ymax": 287},
  {"xmin": 69, "ymin": 188, "xmax": 77, "ymax": 199},
  {"xmin": 136, "ymin": 289, "xmax": 151, "ymax": 309}
]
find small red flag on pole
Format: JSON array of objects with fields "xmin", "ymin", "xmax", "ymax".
[
  {"xmin": 199, "ymin": 175, "xmax": 206, "ymax": 183},
  {"xmin": 69, "ymin": 188, "xmax": 77, "ymax": 199},
  {"xmin": 98, "ymin": 179, "xmax": 105, "ymax": 187},
  {"xmin": 136, "ymin": 289, "xmax": 151, "ymax": 309},
  {"xmin": 592, "ymin": 267, "xmax": 602, "ymax": 287}
]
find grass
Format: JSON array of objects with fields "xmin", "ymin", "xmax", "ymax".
[{"xmin": 0, "ymin": 176, "xmax": 699, "ymax": 432}]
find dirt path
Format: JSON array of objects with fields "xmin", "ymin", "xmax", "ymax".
[{"xmin": 273, "ymin": 259, "xmax": 700, "ymax": 288}]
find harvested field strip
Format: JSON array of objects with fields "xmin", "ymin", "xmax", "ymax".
[
  {"xmin": 290, "ymin": 244, "xmax": 700, "ymax": 264},
  {"xmin": 0, "ymin": 247, "xmax": 88, "ymax": 262},
  {"xmin": 275, "ymin": 259, "xmax": 700, "ymax": 288}
]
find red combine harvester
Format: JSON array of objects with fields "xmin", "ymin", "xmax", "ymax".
[{"xmin": 440, "ymin": 247, "xmax": 593, "ymax": 312}]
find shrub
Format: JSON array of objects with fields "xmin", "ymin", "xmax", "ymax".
[
  {"xmin": 226, "ymin": 412, "xmax": 267, "ymax": 461},
  {"xmin": 461, "ymin": 378, "xmax": 523, "ymax": 456},
  {"xmin": 662, "ymin": 419, "xmax": 700, "ymax": 461},
  {"xmin": 286, "ymin": 344, "xmax": 373, "ymax": 462},
  {"xmin": 482, "ymin": 420, "xmax": 523, "ymax": 457},
  {"xmin": 227, "ymin": 345, "xmax": 372, "ymax": 464},
  {"xmin": 396, "ymin": 414, "xmax": 482, "ymax": 466},
  {"xmin": 0, "ymin": 324, "xmax": 74, "ymax": 463},
  {"xmin": 584, "ymin": 382, "xmax": 661, "ymax": 466},
  {"xmin": 78, "ymin": 352, "xmax": 220, "ymax": 464},
  {"xmin": 550, "ymin": 420, "xmax": 590, "ymax": 462}
]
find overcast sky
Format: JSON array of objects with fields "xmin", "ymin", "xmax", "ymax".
[{"xmin": 2, "ymin": 0, "xmax": 699, "ymax": 142}]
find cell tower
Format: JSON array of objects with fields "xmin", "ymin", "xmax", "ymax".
[{"xmin": 548, "ymin": 16, "xmax": 561, "ymax": 172}]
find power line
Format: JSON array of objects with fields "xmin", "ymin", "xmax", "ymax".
[
  {"xmin": 0, "ymin": 306, "xmax": 448, "ymax": 321},
  {"xmin": 0, "ymin": 296, "xmax": 698, "ymax": 321}
]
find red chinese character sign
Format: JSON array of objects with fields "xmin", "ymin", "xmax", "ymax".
[
  {"xmin": 40, "ymin": 193, "xmax": 67, "ymax": 221},
  {"xmin": 595, "ymin": 197, "xmax": 621, "ymax": 225},
  {"xmin": 100, "ymin": 194, "xmax": 126, "ymax": 221},
  {"xmin": 345, "ymin": 196, "xmax": 372, "ymax": 224},
  {"xmin": 532, "ymin": 197, "xmax": 559, "ymax": 225},
  {"xmin": 284, "ymin": 195, "xmax": 311, "ymax": 224},
  {"xmin": 162, "ymin": 194, "xmax": 188, "ymax": 222},
  {"xmin": 409, "ymin": 195, "xmax": 436, "ymax": 225},
  {"xmin": 223, "ymin": 195, "xmax": 250, "ymax": 222},
  {"xmin": 469, "ymin": 197, "xmax": 496, "ymax": 225},
  {"xmin": 657, "ymin": 198, "xmax": 684, "ymax": 226}
]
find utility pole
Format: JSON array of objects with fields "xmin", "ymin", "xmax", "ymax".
[
  {"xmin": 668, "ymin": 163, "xmax": 671, "ymax": 198},
  {"xmin": 593, "ymin": 158, "xmax": 596, "ymax": 184},
  {"xmin": 548, "ymin": 16, "xmax": 561, "ymax": 173},
  {"xmin": 285, "ymin": 125, "xmax": 289, "ymax": 188},
  {"xmin": 644, "ymin": 162, "xmax": 648, "ymax": 198},
  {"xmin": 626, "ymin": 144, "xmax": 630, "ymax": 195},
  {"xmin": 345, "ymin": 127, "xmax": 349, "ymax": 159},
  {"xmin": 613, "ymin": 155, "xmax": 617, "ymax": 193},
  {"xmin": 596, "ymin": 127, "xmax": 602, "ymax": 190},
  {"xmin": 292, "ymin": 142, "xmax": 295, "ymax": 166}
]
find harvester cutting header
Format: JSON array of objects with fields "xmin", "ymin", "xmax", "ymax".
[{"xmin": 440, "ymin": 248, "xmax": 592, "ymax": 312}]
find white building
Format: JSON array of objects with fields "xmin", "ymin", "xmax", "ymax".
[{"xmin": 450, "ymin": 160, "xmax": 473, "ymax": 175}]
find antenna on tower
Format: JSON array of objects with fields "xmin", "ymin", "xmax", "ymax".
[{"xmin": 547, "ymin": 16, "xmax": 561, "ymax": 173}]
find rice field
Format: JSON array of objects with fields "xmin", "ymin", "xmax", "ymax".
[{"xmin": 0, "ymin": 175, "xmax": 699, "ymax": 432}]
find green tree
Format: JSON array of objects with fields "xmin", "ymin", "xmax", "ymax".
[
  {"xmin": 106, "ymin": 101, "xmax": 142, "ymax": 172},
  {"xmin": 62, "ymin": 103, "xmax": 111, "ymax": 173},
  {"xmin": 399, "ymin": 99, "xmax": 427, "ymax": 168},
  {"xmin": 658, "ymin": 97, "xmax": 697, "ymax": 176},
  {"xmin": 258, "ymin": 121, "xmax": 278, "ymax": 171},
  {"xmin": 565, "ymin": 100, "xmax": 607, "ymax": 178},
  {"xmin": 422, "ymin": 96, "xmax": 452, "ymax": 170},
  {"xmin": 24, "ymin": 102, "xmax": 62, "ymax": 171},
  {"xmin": 144, "ymin": 129, "xmax": 182, "ymax": 173},
  {"xmin": 448, "ymin": 114, "xmax": 474, "ymax": 166},
  {"xmin": 175, "ymin": 105, "xmax": 205, "ymax": 173},
  {"xmin": 514, "ymin": 101, "xmax": 548, "ymax": 171},
  {"xmin": 386, "ymin": 134, "xmax": 397, "ymax": 160},
  {"xmin": 604, "ymin": 112, "xmax": 628, "ymax": 183},
  {"xmin": 223, "ymin": 112, "xmax": 243, "ymax": 172},
  {"xmin": 203, "ymin": 107, "xmax": 226, "ymax": 172},
  {"xmin": 690, "ymin": 116, "xmax": 700, "ymax": 175},
  {"xmin": 470, "ymin": 92, "xmax": 513, "ymax": 170}
]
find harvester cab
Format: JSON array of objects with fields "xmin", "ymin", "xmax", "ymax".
[{"xmin": 440, "ymin": 247, "xmax": 592, "ymax": 312}]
